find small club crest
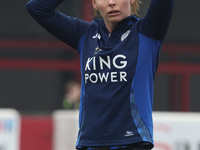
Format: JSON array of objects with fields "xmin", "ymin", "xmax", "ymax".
[{"xmin": 121, "ymin": 30, "xmax": 131, "ymax": 42}]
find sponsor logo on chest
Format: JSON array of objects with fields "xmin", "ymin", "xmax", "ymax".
[{"xmin": 84, "ymin": 54, "xmax": 128, "ymax": 84}]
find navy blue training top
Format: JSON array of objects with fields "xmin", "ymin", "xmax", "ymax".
[{"xmin": 26, "ymin": 0, "xmax": 174, "ymax": 149}]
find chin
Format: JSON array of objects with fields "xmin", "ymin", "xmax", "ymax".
[{"xmin": 108, "ymin": 17, "xmax": 124, "ymax": 23}]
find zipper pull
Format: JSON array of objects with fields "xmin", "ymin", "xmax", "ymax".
[{"xmin": 108, "ymin": 33, "xmax": 111, "ymax": 38}]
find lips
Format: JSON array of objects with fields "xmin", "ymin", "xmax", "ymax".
[{"xmin": 108, "ymin": 10, "xmax": 120, "ymax": 15}]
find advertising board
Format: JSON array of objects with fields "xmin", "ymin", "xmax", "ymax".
[
  {"xmin": 0, "ymin": 109, "xmax": 20, "ymax": 150},
  {"xmin": 153, "ymin": 112, "xmax": 200, "ymax": 150}
]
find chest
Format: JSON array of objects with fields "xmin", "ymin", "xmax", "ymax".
[{"xmin": 80, "ymin": 24, "xmax": 139, "ymax": 85}]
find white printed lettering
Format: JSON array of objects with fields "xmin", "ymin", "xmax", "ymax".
[
  {"xmin": 99, "ymin": 72, "xmax": 109, "ymax": 82},
  {"xmin": 85, "ymin": 57, "xmax": 94, "ymax": 71},
  {"xmin": 85, "ymin": 74, "xmax": 89, "ymax": 83},
  {"xmin": 84, "ymin": 54, "xmax": 128, "ymax": 84},
  {"xmin": 93, "ymin": 57, "xmax": 96, "ymax": 70},
  {"xmin": 84, "ymin": 72, "xmax": 127, "ymax": 84},
  {"xmin": 90, "ymin": 73, "xmax": 98, "ymax": 83},
  {"xmin": 113, "ymin": 55, "xmax": 127, "ymax": 69},
  {"xmin": 99, "ymin": 56, "xmax": 111, "ymax": 70},
  {"xmin": 111, "ymin": 72, "xmax": 118, "ymax": 82},
  {"xmin": 120, "ymin": 72, "xmax": 127, "ymax": 82}
]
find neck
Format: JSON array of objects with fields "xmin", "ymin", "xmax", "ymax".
[{"xmin": 105, "ymin": 21, "xmax": 119, "ymax": 33}]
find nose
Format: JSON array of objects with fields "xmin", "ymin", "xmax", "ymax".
[{"xmin": 108, "ymin": 0, "xmax": 116, "ymax": 7}]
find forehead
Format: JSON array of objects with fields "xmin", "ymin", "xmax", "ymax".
[{"xmin": 94, "ymin": 0, "xmax": 131, "ymax": 3}]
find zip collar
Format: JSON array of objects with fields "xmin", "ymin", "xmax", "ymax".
[
  {"xmin": 93, "ymin": 15, "xmax": 139, "ymax": 49},
  {"xmin": 94, "ymin": 15, "xmax": 139, "ymax": 34}
]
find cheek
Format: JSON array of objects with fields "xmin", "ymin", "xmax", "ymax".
[
  {"xmin": 122, "ymin": 2, "xmax": 132, "ymax": 16},
  {"xmin": 97, "ymin": 6, "xmax": 106, "ymax": 17},
  {"xmin": 95, "ymin": 1, "xmax": 108, "ymax": 16}
]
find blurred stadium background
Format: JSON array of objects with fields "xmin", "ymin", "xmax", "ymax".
[{"xmin": 0, "ymin": 0, "xmax": 200, "ymax": 150}]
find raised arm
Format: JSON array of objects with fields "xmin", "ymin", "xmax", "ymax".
[
  {"xmin": 26, "ymin": 0, "xmax": 89, "ymax": 50},
  {"xmin": 138, "ymin": 0, "xmax": 174, "ymax": 41}
]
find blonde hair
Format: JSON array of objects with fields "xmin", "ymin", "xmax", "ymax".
[
  {"xmin": 131, "ymin": 0, "xmax": 142, "ymax": 17},
  {"xmin": 93, "ymin": 0, "xmax": 142, "ymax": 18}
]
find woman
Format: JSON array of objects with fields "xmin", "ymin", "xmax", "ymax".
[{"xmin": 26, "ymin": 0, "xmax": 174, "ymax": 149}]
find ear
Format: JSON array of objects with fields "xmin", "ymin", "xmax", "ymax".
[{"xmin": 91, "ymin": 0, "xmax": 97, "ymax": 9}]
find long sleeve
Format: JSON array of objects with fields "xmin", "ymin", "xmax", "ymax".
[
  {"xmin": 138, "ymin": 0, "xmax": 174, "ymax": 41},
  {"xmin": 26, "ymin": 0, "xmax": 90, "ymax": 50}
]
